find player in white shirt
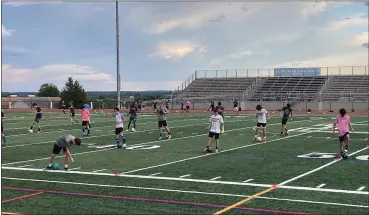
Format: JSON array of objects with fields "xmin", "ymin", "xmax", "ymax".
[
  {"xmin": 112, "ymin": 108, "xmax": 126, "ymax": 148},
  {"xmin": 253, "ymin": 105, "xmax": 270, "ymax": 143},
  {"xmin": 204, "ymin": 108, "xmax": 224, "ymax": 153}
]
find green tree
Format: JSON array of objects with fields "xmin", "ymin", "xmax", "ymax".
[
  {"xmin": 37, "ymin": 83, "xmax": 60, "ymax": 97},
  {"xmin": 60, "ymin": 77, "xmax": 87, "ymax": 108}
]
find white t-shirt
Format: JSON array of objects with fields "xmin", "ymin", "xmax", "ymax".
[
  {"xmin": 113, "ymin": 113, "xmax": 125, "ymax": 128},
  {"xmin": 209, "ymin": 114, "xmax": 224, "ymax": 134},
  {"xmin": 256, "ymin": 109, "xmax": 268, "ymax": 123}
]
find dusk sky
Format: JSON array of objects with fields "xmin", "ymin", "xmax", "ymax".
[{"xmin": 2, "ymin": 1, "xmax": 368, "ymax": 92}]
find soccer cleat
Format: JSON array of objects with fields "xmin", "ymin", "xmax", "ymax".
[
  {"xmin": 215, "ymin": 149, "xmax": 219, "ymax": 153},
  {"xmin": 45, "ymin": 166, "xmax": 51, "ymax": 170},
  {"xmin": 158, "ymin": 136, "xmax": 163, "ymax": 140},
  {"xmin": 64, "ymin": 168, "xmax": 68, "ymax": 171},
  {"xmin": 167, "ymin": 135, "xmax": 172, "ymax": 140},
  {"xmin": 122, "ymin": 144, "xmax": 127, "ymax": 148}
]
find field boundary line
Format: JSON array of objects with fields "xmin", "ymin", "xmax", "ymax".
[
  {"xmin": 1, "ymin": 191, "xmax": 44, "ymax": 204},
  {"xmin": 2, "ymin": 119, "xmax": 317, "ymax": 165},
  {"xmin": 2, "ymin": 178, "xmax": 368, "ymax": 208}
]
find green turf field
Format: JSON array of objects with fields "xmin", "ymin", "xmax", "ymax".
[{"xmin": 1, "ymin": 111, "xmax": 368, "ymax": 214}]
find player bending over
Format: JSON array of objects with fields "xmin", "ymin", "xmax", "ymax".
[
  {"xmin": 46, "ymin": 134, "xmax": 81, "ymax": 171},
  {"xmin": 280, "ymin": 103, "xmax": 292, "ymax": 135},
  {"xmin": 216, "ymin": 102, "xmax": 225, "ymax": 133},
  {"xmin": 157, "ymin": 102, "xmax": 171, "ymax": 140},
  {"xmin": 30, "ymin": 103, "xmax": 42, "ymax": 133},
  {"xmin": 112, "ymin": 108, "xmax": 126, "ymax": 148},
  {"xmin": 127, "ymin": 103, "xmax": 138, "ymax": 131},
  {"xmin": 2, "ymin": 111, "xmax": 6, "ymax": 147},
  {"xmin": 81, "ymin": 105, "xmax": 91, "ymax": 136},
  {"xmin": 254, "ymin": 104, "xmax": 270, "ymax": 143},
  {"xmin": 204, "ymin": 108, "xmax": 224, "ymax": 153},
  {"xmin": 69, "ymin": 103, "xmax": 79, "ymax": 125},
  {"xmin": 333, "ymin": 108, "xmax": 354, "ymax": 159}
]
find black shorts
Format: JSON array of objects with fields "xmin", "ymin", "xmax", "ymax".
[
  {"xmin": 115, "ymin": 127, "xmax": 123, "ymax": 135},
  {"xmin": 158, "ymin": 120, "xmax": 168, "ymax": 127},
  {"xmin": 71, "ymin": 112, "xmax": 75, "ymax": 117},
  {"xmin": 52, "ymin": 144, "xmax": 66, "ymax": 155},
  {"xmin": 34, "ymin": 118, "xmax": 42, "ymax": 123},
  {"xmin": 138, "ymin": 105, "xmax": 141, "ymax": 110},
  {"xmin": 82, "ymin": 121, "xmax": 89, "ymax": 126},
  {"xmin": 281, "ymin": 118, "xmax": 288, "ymax": 125},
  {"xmin": 257, "ymin": 123, "xmax": 267, "ymax": 128},
  {"xmin": 130, "ymin": 116, "xmax": 137, "ymax": 121},
  {"xmin": 166, "ymin": 106, "xmax": 169, "ymax": 109},
  {"xmin": 186, "ymin": 106, "xmax": 190, "ymax": 110},
  {"xmin": 208, "ymin": 132, "xmax": 220, "ymax": 140},
  {"xmin": 339, "ymin": 132, "xmax": 349, "ymax": 142}
]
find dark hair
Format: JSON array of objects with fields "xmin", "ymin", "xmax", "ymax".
[
  {"xmin": 287, "ymin": 103, "xmax": 291, "ymax": 108},
  {"xmin": 32, "ymin": 103, "xmax": 37, "ymax": 107},
  {"xmin": 218, "ymin": 101, "xmax": 221, "ymax": 106},
  {"xmin": 256, "ymin": 104, "xmax": 262, "ymax": 111},
  {"xmin": 339, "ymin": 108, "xmax": 346, "ymax": 117},
  {"xmin": 114, "ymin": 108, "xmax": 119, "ymax": 111},
  {"xmin": 74, "ymin": 138, "xmax": 81, "ymax": 146}
]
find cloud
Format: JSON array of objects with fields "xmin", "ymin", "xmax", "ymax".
[
  {"xmin": 1, "ymin": 64, "xmax": 181, "ymax": 91},
  {"xmin": 354, "ymin": 32, "xmax": 369, "ymax": 48},
  {"xmin": 149, "ymin": 41, "xmax": 200, "ymax": 59},
  {"xmin": 2, "ymin": 46, "xmax": 28, "ymax": 56},
  {"xmin": 92, "ymin": 7, "xmax": 105, "ymax": 12},
  {"xmin": 324, "ymin": 17, "xmax": 368, "ymax": 31},
  {"xmin": 4, "ymin": 2, "xmax": 62, "ymax": 7},
  {"xmin": 300, "ymin": 2, "xmax": 351, "ymax": 18},
  {"xmin": 2, "ymin": 25, "xmax": 15, "ymax": 37},
  {"xmin": 229, "ymin": 50, "xmax": 252, "ymax": 59}
]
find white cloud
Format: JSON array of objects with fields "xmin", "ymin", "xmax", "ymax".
[
  {"xmin": 4, "ymin": 2, "xmax": 62, "ymax": 7},
  {"xmin": 353, "ymin": 32, "xmax": 369, "ymax": 48},
  {"xmin": 2, "ymin": 46, "xmax": 28, "ymax": 55},
  {"xmin": 2, "ymin": 64, "xmax": 181, "ymax": 91},
  {"xmin": 149, "ymin": 41, "xmax": 200, "ymax": 59},
  {"xmin": 2, "ymin": 25, "xmax": 15, "ymax": 37},
  {"xmin": 229, "ymin": 50, "xmax": 252, "ymax": 59},
  {"xmin": 324, "ymin": 17, "xmax": 368, "ymax": 31},
  {"xmin": 300, "ymin": 2, "xmax": 351, "ymax": 18}
]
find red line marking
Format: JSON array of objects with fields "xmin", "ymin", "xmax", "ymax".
[
  {"xmin": 1, "ymin": 191, "xmax": 44, "ymax": 204},
  {"xmin": 2, "ymin": 186, "xmax": 317, "ymax": 215}
]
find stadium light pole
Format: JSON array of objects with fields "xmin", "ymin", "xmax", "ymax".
[{"xmin": 116, "ymin": 1, "xmax": 121, "ymax": 108}]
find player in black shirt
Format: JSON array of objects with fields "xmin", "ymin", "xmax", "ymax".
[
  {"xmin": 30, "ymin": 103, "xmax": 42, "ymax": 133},
  {"xmin": 280, "ymin": 103, "xmax": 293, "ymax": 135},
  {"xmin": 153, "ymin": 101, "xmax": 157, "ymax": 112},
  {"xmin": 127, "ymin": 103, "xmax": 138, "ymax": 131},
  {"xmin": 1, "ymin": 111, "xmax": 6, "ymax": 147},
  {"xmin": 69, "ymin": 103, "xmax": 79, "ymax": 125},
  {"xmin": 61, "ymin": 101, "xmax": 66, "ymax": 114},
  {"xmin": 233, "ymin": 100, "xmax": 239, "ymax": 114}
]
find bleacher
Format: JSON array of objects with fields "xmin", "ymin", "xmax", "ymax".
[
  {"xmin": 181, "ymin": 77, "xmax": 256, "ymax": 97},
  {"xmin": 323, "ymin": 76, "xmax": 369, "ymax": 101},
  {"xmin": 250, "ymin": 76, "xmax": 327, "ymax": 101}
]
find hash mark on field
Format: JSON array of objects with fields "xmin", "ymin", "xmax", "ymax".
[
  {"xmin": 317, "ymin": 184, "xmax": 326, "ymax": 188},
  {"xmin": 17, "ymin": 164, "xmax": 32, "ymax": 168},
  {"xmin": 179, "ymin": 174, "xmax": 191, "ymax": 178},
  {"xmin": 149, "ymin": 172, "xmax": 162, "ymax": 176},
  {"xmin": 95, "ymin": 130, "xmax": 101, "ymax": 132},
  {"xmin": 209, "ymin": 176, "xmax": 221, "ymax": 181},
  {"xmin": 243, "ymin": 179, "xmax": 254, "ymax": 183},
  {"xmin": 357, "ymin": 186, "xmax": 366, "ymax": 191},
  {"xmin": 69, "ymin": 167, "xmax": 81, "ymax": 171},
  {"xmin": 92, "ymin": 169, "xmax": 107, "ymax": 173}
]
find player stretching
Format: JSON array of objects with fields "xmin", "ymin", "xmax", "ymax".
[
  {"xmin": 233, "ymin": 100, "xmax": 239, "ymax": 114},
  {"xmin": 204, "ymin": 108, "xmax": 224, "ymax": 153},
  {"xmin": 254, "ymin": 104, "xmax": 270, "ymax": 143},
  {"xmin": 216, "ymin": 102, "xmax": 225, "ymax": 133},
  {"xmin": 46, "ymin": 134, "xmax": 81, "ymax": 171},
  {"xmin": 112, "ymin": 108, "xmax": 126, "ymax": 148},
  {"xmin": 333, "ymin": 108, "xmax": 354, "ymax": 159},
  {"xmin": 30, "ymin": 103, "xmax": 42, "ymax": 133},
  {"xmin": 1, "ymin": 111, "xmax": 6, "ymax": 147},
  {"xmin": 280, "ymin": 103, "xmax": 292, "ymax": 135},
  {"xmin": 81, "ymin": 105, "xmax": 91, "ymax": 136},
  {"xmin": 69, "ymin": 103, "xmax": 79, "ymax": 125},
  {"xmin": 157, "ymin": 102, "xmax": 171, "ymax": 140},
  {"xmin": 127, "ymin": 103, "xmax": 138, "ymax": 131}
]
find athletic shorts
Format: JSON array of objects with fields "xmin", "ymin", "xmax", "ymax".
[
  {"xmin": 52, "ymin": 144, "xmax": 66, "ymax": 155},
  {"xmin": 70, "ymin": 112, "xmax": 75, "ymax": 117},
  {"xmin": 186, "ymin": 106, "xmax": 190, "ymax": 110},
  {"xmin": 82, "ymin": 121, "xmax": 89, "ymax": 126},
  {"xmin": 129, "ymin": 116, "xmax": 136, "ymax": 121},
  {"xmin": 115, "ymin": 127, "xmax": 123, "ymax": 135},
  {"xmin": 256, "ymin": 123, "xmax": 267, "ymax": 128},
  {"xmin": 281, "ymin": 118, "xmax": 288, "ymax": 125},
  {"xmin": 339, "ymin": 132, "xmax": 349, "ymax": 142},
  {"xmin": 34, "ymin": 117, "xmax": 42, "ymax": 123},
  {"xmin": 166, "ymin": 106, "xmax": 169, "ymax": 109},
  {"xmin": 208, "ymin": 132, "xmax": 220, "ymax": 140},
  {"xmin": 158, "ymin": 120, "xmax": 168, "ymax": 127}
]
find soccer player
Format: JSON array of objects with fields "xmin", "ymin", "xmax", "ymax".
[
  {"xmin": 30, "ymin": 103, "xmax": 42, "ymax": 133},
  {"xmin": 216, "ymin": 102, "xmax": 225, "ymax": 133},
  {"xmin": 166, "ymin": 100, "xmax": 170, "ymax": 110},
  {"xmin": 185, "ymin": 99, "xmax": 190, "ymax": 113},
  {"xmin": 233, "ymin": 100, "xmax": 239, "ymax": 114},
  {"xmin": 81, "ymin": 105, "xmax": 91, "ymax": 136},
  {"xmin": 180, "ymin": 101, "xmax": 184, "ymax": 113},
  {"xmin": 209, "ymin": 101, "xmax": 215, "ymax": 111},
  {"xmin": 46, "ymin": 134, "xmax": 81, "ymax": 171},
  {"xmin": 69, "ymin": 103, "xmax": 79, "ymax": 125},
  {"xmin": 280, "ymin": 103, "xmax": 292, "ymax": 135},
  {"xmin": 112, "ymin": 108, "xmax": 126, "ymax": 147},
  {"xmin": 153, "ymin": 101, "xmax": 158, "ymax": 112},
  {"xmin": 204, "ymin": 108, "xmax": 224, "ymax": 153},
  {"xmin": 138, "ymin": 100, "xmax": 142, "ymax": 112},
  {"xmin": 333, "ymin": 108, "xmax": 354, "ymax": 159},
  {"xmin": 1, "ymin": 111, "xmax": 6, "ymax": 147},
  {"xmin": 61, "ymin": 100, "xmax": 66, "ymax": 114},
  {"xmin": 254, "ymin": 104, "xmax": 270, "ymax": 143},
  {"xmin": 127, "ymin": 103, "xmax": 138, "ymax": 131},
  {"xmin": 157, "ymin": 102, "xmax": 171, "ymax": 140}
]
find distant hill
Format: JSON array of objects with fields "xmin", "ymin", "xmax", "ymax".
[{"xmin": 2, "ymin": 91, "xmax": 170, "ymax": 97}]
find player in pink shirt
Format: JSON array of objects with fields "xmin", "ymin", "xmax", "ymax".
[
  {"xmin": 185, "ymin": 100, "xmax": 190, "ymax": 113},
  {"xmin": 333, "ymin": 108, "xmax": 354, "ymax": 159},
  {"xmin": 81, "ymin": 105, "xmax": 91, "ymax": 136}
]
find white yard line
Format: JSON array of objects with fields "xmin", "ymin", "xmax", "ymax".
[
  {"xmin": 2, "ymin": 119, "xmax": 317, "ymax": 165},
  {"xmin": 316, "ymin": 184, "xmax": 326, "ymax": 188},
  {"xmin": 16, "ymin": 164, "xmax": 32, "ymax": 168},
  {"xmin": 179, "ymin": 174, "xmax": 191, "ymax": 178},
  {"xmin": 243, "ymin": 179, "xmax": 254, "ymax": 183},
  {"xmin": 357, "ymin": 186, "xmax": 366, "ymax": 191},
  {"xmin": 92, "ymin": 169, "xmax": 107, "ymax": 173},
  {"xmin": 149, "ymin": 172, "xmax": 162, "ymax": 176},
  {"xmin": 2, "ymin": 176, "xmax": 369, "ymax": 207},
  {"xmin": 209, "ymin": 176, "xmax": 222, "ymax": 181},
  {"xmin": 69, "ymin": 167, "xmax": 81, "ymax": 171}
]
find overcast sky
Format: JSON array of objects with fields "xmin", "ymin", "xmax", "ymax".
[{"xmin": 2, "ymin": 1, "xmax": 368, "ymax": 92}]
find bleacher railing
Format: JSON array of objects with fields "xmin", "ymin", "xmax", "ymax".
[{"xmin": 173, "ymin": 65, "xmax": 368, "ymax": 95}]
